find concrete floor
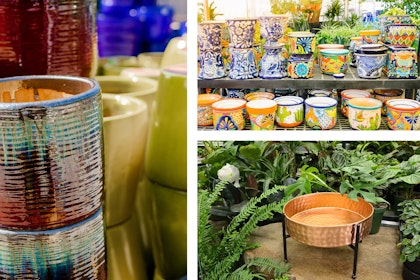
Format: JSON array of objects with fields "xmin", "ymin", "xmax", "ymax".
[{"xmin": 246, "ymin": 223, "xmax": 402, "ymax": 280}]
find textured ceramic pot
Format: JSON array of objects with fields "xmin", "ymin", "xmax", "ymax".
[
  {"xmin": 244, "ymin": 91, "xmax": 275, "ymax": 101},
  {"xmin": 340, "ymin": 89, "xmax": 371, "ymax": 117},
  {"xmin": 145, "ymin": 64, "xmax": 187, "ymax": 191},
  {"xmin": 197, "ymin": 93, "xmax": 222, "ymax": 126},
  {"xmin": 373, "ymin": 89, "xmax": 405, "ymax": 115},
  {"xmin": 385, "ymin": 24, "xmax": 418, "ymax": 47},
  {"xmin": 355, "ymin": 52, "xmax": 387, "ymax": 79},
  {"xmin": 160, "ymin": 35, "xmax": 187, "ymax": 68},
  {"xmin": 384, "ymin": 46, "xmax": 418, "ymax": 79},
  {"xmin": 0, "ymin": 76, "xmax": 103, "ymax": 230},
  {"xmin": 212, "ymin": 98, "xmax": 247, "ymax": 130},
  {"xmin": 259, "ymin": 15, "xmax": 287, "ymax": 45},
  {"xmin": 304, "ymin": 97, "xmax": 337, "ymax": 130},
  {"xmin": 386, "ymin": 99, "xmax": 420, "ymax": 130},
  {"xmin": 226, "ymin": 18, "xmax": 257, "ymax": 49},
  {"xmin": 274, "ymin": 96, "xmax": 304, "ymax": 127},
  {"xmin": 198, "ymin": 50, "xmax": 226, "ymax": 79},
  {"xmin": 198, "ymin": 21, "xmax": 224, "ymax": 52},
  {"xmin": 102, "ymin": 94, "xmax": 148, "ymax": 227},
  {"xmin": 94, "ymin": 75, "xmax": 158, "ymax": 115},
  {"xmin": 360, "ymin": 29, "xmax": 381, "ymax": 44},
  {"xmin": 246, "ymin": 99, "xmax": 278, "ymax": 130},
  {"xmin": 319, "ymin": 49, "xmax": 349, "ymax": 75},
  {"xmin": 0, "ymin": 209, "xmax": 105, "ymax": 278},
  {"xmin": 260, "ymin": 44, "xmax": 287, "ymax": 79},
  {"xmin": 288, "ymin": 31, "xmax": 316, "ymax": 54},
  {"xmin": 347, "ymin": 98, "xmax": 382, "ymax": 130},
  {"xmin": 287, "ymin": 54, "xmax": 315, "ymax": 79},
  {"xmin": 229, "ymin": 47, "xmax": 258, "ymax": 79}
]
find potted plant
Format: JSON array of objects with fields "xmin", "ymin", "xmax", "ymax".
[{"xmin": 398, "ymin": 199, "xmax": 420, "ymax": 280}]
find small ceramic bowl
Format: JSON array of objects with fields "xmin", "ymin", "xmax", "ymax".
[
  {"xmin": 386, "ymin": 99, "xmax": 420, "ymax": 130},
  {"xmin": 319, "ymin": 49, "xmax": 349, "ymax": 75},
  {"xmin": 212, "ymin": 98, "xmax": 247, "ymax": 130},
  {"xmin": 246, "ymin": 99, "xmax": 278, "ymax": 130},
  {"xmin": 347, "ymin": 98, "xmax": 382, "ymax": 130},
  {"xmin": 288, "ymin": 31, "xmax": 316, "ymax": 54},
  {"xmin": 340, "ymin": 89, "xmax": 371, "ymax": 117},
  {"xmin": 197, "ymin": 94, "xmax": 223, "ymax": 126},
  {"xmin": 373, "ymin": 89, "xmax": 405, "ymax": 115},
  {"xmin": 360, "ymin": 29, "xmax": 381, "ymax": 44},
  {"xmin": 304, "ymin": 97, "xmax": 337, "ymax": 130},
  {"xmin": 244, "ymin": 91, "xmax": 275, "ymax": 101},
  {"xmin": 274, "ymin": 96, "xmax": 304, "ymax": 128}
]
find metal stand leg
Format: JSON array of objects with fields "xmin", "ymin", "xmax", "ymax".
[
  {"xmin": 281, "ymin": 215, "xmax": 288, "ymax": 263},
  {"xmin": 349, "ymin": 223, "xmax": 361, "ymax": 279}
]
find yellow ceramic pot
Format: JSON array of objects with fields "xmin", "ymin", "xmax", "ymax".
[
  {"xmin": 246, "ymin": 99, "xmax": 278, "ymax": 130},
  {"xmin": 106, "ymin": 211, "xmax": 149, "ymax": 280},
  {"xmin": 160, "ymin": 35, "xmax": 187, "ymax": 68},
  {"xmin": 288, "ymin": 31, "xmax": 316, "ymax": 54},
  {"xmin": 94, "ymin": 75, "xmax": 158, "ymax": 115},
  {"xmin": 198, "ymin": 93, "xmax": 222, "ymax": 126},
  {"xmin": 360, "ymin": 29, "xmax": 380, "ymax": 44},
  {"xmin": 212, "ymin": 98, "xmax": 247, "ymax": 130},
  {"xmin": 145, "ymin": 64, "xmax": 187, "ymax": 191},
  {"xmin": 103, "ymin": 94, "xmax": 148, "ymax": 227}
]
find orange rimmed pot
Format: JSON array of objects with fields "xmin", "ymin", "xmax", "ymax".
[
  {"xmin": 212, "ymin": 98, "xmax": 247, "ymax": 130},
  {"xmin": 347, "ymin": 97, "xmax": 382, "ymax": 130},
  {"xmin": 197, "ymin": 93, "xmax": 222, "ymax": 126},
  {"xmin": 244, "ymin": 91, "xmax": 275, "ymax": 101},
  {"xmin": 340, "ymin": 89, "xmax": 371, "ymax": 117},
  {"xmin": 246, "ymin": 99, "xmax": 278, "ymax": 130},
  {"xmin": 373, "ymin": 89, "xmax": 405, "ymax": 115},
  {"xmin": 386, "ymin": 99, "xmax": 420, "ymax": 130}
]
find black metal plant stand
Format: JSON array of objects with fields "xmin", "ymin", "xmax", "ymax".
[{"xmin": 281, "ymin": 216, "xmax": 362, "ymax": 279}]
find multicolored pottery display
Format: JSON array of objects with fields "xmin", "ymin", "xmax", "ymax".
[
  {"xmin": 386, "ymin": 99, "xmax": 420, "ymax": 130},
  {"xmin": 304, "ymin": 97, "xmax": 337, "ymax": 130},
  {"xmin": 274, "ymin": 96, "xmax": 304, "ymax": 128},
  {"xmin": 287, "ymin": 54, "xmax": 314, "ymax": 79},
  {"xmin": 229, "ymin": 47, "xmax": 258, "ymax": 80},
  {"xmin": 384, "ymin": 46, "xmax": 418, "ymax": 79},
  {"xmin": 373, "ymin": 89, "xmax": 405, "ymax": 115},
  {"xmin": 347, "ymin": 98, "xmax": 382, "ymax": 130},
  {"xmin": 198, "ymin": 21, "xmax": 226, "ymax": 79},
  {"xmin": 212, "ymin": 98, "xmax": 247, "ymax": 130},
  {"xmin": 259, "ymin": 15, "xmax": 287, "ymax": 45},
  {"xmin": 319, "ymin": 49, "xmax": 349, "ymax": 75},
  {"xmin": 340, "ymin": 89, "xmax": 371, "ymax": 117},
  {"xmin": 226, "ymin": 18, "xmax": 257, "ymax": 49},
  {"xmin": 246, "ymin": 99, "xmax": 278, "ymax": 130},
  {"xmin": 360, "ymin": 30, "xmax": 381, "ymax": 44},
  {"xmin": 197, "ymin": 93, "xmax": 222, "ymax": 126},
  {"xmin": 288, "ymin": 31, "xmax": 316, "ymax": 54},
  {"xmin": 385, "ymin": 24, "xmax": 418, "ymax": 47},
  {"xmin": 260, "ymin": 44, "xmax": 287, "ymax": 79}
]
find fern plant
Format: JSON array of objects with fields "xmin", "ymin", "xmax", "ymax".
[{"xmin": 198, "ymin": 180, "xmax": 291, "ymax": 280}]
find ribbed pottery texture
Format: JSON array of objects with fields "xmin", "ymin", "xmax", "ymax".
[
  {"xmin": 0, "ymin": 76, "xmax": 104, "ymax": 230},
  {"xmin": 0, "ymin": 208, "xmax": 106, "ymax": 279}
]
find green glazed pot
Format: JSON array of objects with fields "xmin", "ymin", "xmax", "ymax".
[
  {"xmin": 145, "ymin": 64, "xmax": 187, "ymax": 191},
  {"xmin": 370, "ymin": 205, "xmax": 387, "ymax": 234}
]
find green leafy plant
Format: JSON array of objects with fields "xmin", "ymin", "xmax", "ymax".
[
  {"xmin": 197, "ymin": 1, "xmax": 223, "ymax": 22},
  {"xmin": 397, "ymin": 199, "xmax": 420, "ymax": 263},
  {"xmin": 388, "ymin": 154, "xmax": 420, "ymax": 199},
  {"xmin": 198, "ymin": 180, "xmax": 291, "ymax": 279},
  {"xmin": 324, "ymin": 0, "xmax": 343, "ymax": 22}
]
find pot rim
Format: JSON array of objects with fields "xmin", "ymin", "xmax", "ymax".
[
  {"xmin": 198, "ymin": 93, "xmax": 223, "ymax": 106},
  {"xmin": 288, "ymin": 31, "xmax": 315, "ymax": 38},
  {"xmin": 341, "ymin": 89, "xmax": 371, "ymax": 99},
  {"xmin": 304, "ymin": 96, "xmax": 337, "ymax": 108},
  {"xmin": 348, "ymin": 97, "xmax": 382, "ymax": 110},
  {"xmin": 102, "ymin": 93, "xmax": 147, "ymax": 122},
  {"xmin": 246, "ymin": 99, "xmax": 277, "ymax": 112},
  {"xmin": 274, "ymin": 96, "xmax": 304, "ymax": 106},
  {"xmin": 212, "ymin": 98, "xmax": 247, "ymax": 111},
  {"xmin": 386, "ymin": 99, "xmax": 420, "ymax": 112},
  {"xmin": 320, "ymin": 49, "xmax": 349, "ymax": 55}
]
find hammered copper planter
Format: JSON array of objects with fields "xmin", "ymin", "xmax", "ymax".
[
  {"xmin": 283, "ymin": 193, "xmax": 373, "ymax": 248},
  {"xmin": 0, "ymin": 76, "xmax": 103, "ymax": 230}
]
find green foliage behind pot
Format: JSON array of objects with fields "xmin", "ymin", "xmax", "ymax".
[{"xmin": 398, "ymin": 199, "xmax": 420, "ymax": 263}]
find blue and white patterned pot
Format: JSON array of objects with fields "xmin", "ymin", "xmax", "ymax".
[
  {"xmin": 226, "ymin": 18, "xmax": 257, "ymax": 49},
  {"xmin": 355, "ymin": 53, "xmax": 387, "ymax": 79},
  {"xmin": 259, "ymin": 15, "xmax": 288, "ymax": 45},
  {"xmin": 198, "ymin": 50, "xmax": 226, "ymax": 79},
  {"xmin": 198, "ymin": 21, "xmax": 224, "ymax": 52},
  {"xmin": 229, "ymin": 47, "xmax": 258, "ymax": 80},
  {"xmin": 260, "ymin": 44, "xmax": 287, "ymax": 79}
]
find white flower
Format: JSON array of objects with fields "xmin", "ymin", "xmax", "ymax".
[{"xmin": 217, "ymin": 163, "xmax": 241, "ymax": 188}]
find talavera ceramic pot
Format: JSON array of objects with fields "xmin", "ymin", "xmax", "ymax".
[
  {"xmin": 304, "ymin": 97, "xmax": 337, "ymax": 130},
  {"xmin": 0, "ymin": 76, "xmax": 103, "ymax": 230},
  {"xmin": 274, "ymin": 96, "xmax": 304, "ymax": 127},
  {"xmin": 259, "ymin": 15, "xmax": 288, "ymax": 45},
  {"xmin": 288, "ymin": 31, "xmax": 316, "ymax": 54},
  {"xmin": 347, "ymin": 98, "xmax": 382, "ymax": 130},
  {"xmin": 386, "ymin": 99, "xmax": 420, "ymax": 130},
  {"xmin": 246, "ymin": 99, "xmax": 278, "ymax": 130},
  {"xmin": 103, "ymin": 94, "xmax": 148, "ymax": 227},
  {"xmin": 319, "ymin": 49, "xmax": 349, "ymax": 75},
  {"xmin": 226, "ymin": 18, "xmax": 257, "ymax": 49}
]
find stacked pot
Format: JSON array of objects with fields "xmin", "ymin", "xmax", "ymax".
[
  {"xmin": 287, "ymin": 31, "xmax": 316, "ymax": 79},
  {"xmin": 0, "ymin": 76, "xmax": 106, "ymax": 278}
]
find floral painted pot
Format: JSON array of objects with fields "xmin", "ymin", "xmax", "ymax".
[
  {"xmin": 198, "ymin": 50, "xmax": 226, "ymax": 79},
  {"xmin": 373, "ymin": 89, "xmax": 405, "ymax": 115},
  {"xmin": 244, "ymin": 91, "xmax": 275, "ymax": 101},
  {"xmin": 355, "ymin": 52, "xmax": 387, "ymax": 79},
  {"xmin": 259, "ymin": 15, "xmax": 288, "ymax": 45},
  {"xmin": 197, "ymin": 93, "xmax": 222, "ymax": 126},
  {"xmin": 198, "ymin": 21, "xmax": 224, "ymax": 52},
  {"xmin": 340, "ymin": 89, "xmax": 371, "ymax": 117},
  {"xmin": 319, "ymin": 49, "xmax": 349, "ymax": 75},
  {"xmin": 360, "ymin": 29, "xmax": 381, "ymax": 44},
  {"xmin": 386, "ymin": 99, "xmax": 420, "ymax": 130},
  {"xmin": 304, "ymin": 97, "xmax": 337, "ymax": 130},
  {"xmin": 287, "ymin": 53, "xmax": 314, "ymax": 79},
  {"xmin": 347, "ymin": 98, "xmax": 382, "ymax": 130},
  {"xmin": 212, "ymin": 98, "xmax": 247, "ymax": 130},
  {"xmin": 260, "ymin": 44, "xmax": 287, "ymax": 79},
  {"xmin": 385, "ymin": 24, "xmax": 418, "ymax": 47},
  {"xmin": 226, "ymin": 18, "xmax": 257, "ymax": 49},
  {"xmin": 274, "ymin": 96, "xmax": 304, "ymax": 127},
  {"xmin": 384, "ymin": 46, "xmax": 418, "ymax": 79},
  {"xmin": 246, "ymin": 99, "xmax": 278, "ymax": 130},
  {"xmin": 317, "ymin": 44, "xmax": 344, "ymax": 65},
  {"xmin": 229, "ymin": 47, "xmax": 258, "ymax": 80},
  {"xmin": 288, "ymin": 31, "xmax": 316, "ymax": 54}
]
